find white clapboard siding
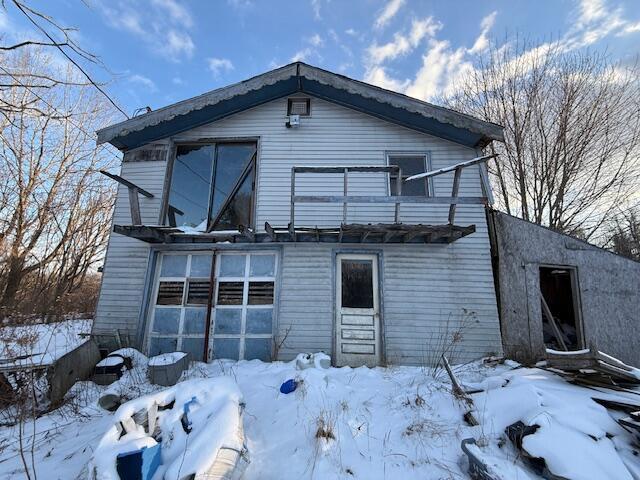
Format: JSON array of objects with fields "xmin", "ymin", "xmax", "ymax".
[
  {"xmin": 172, "ymin": 96, "xmax": 485, "ymax": 229},
  {"xmin": 276, "ymin": 239, "xmax": 502, "ymax": 366},
  {"xmin": 95, "ymin": 95, "xmax": 501, "ymax": 362},
  {"xmin": 93, "ymin": 160, "xmax": 167, "ymax": 338}
]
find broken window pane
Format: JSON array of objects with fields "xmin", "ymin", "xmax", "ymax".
[
  {"xmin": 166, "ymin": 145, "xmax": 214, "ymax": 229},
  {"xmin": 210, "ymin": 144, "xmax": 256, "ymax": 230},
  {"xmin": 156, "ymin": 281, "xmax": 184, "ymax": 305},
  {"xmin": 217, "ymin": 282, "xmax": 244, "ymax": 305},
  {"xmin": 341, "ymin": 259, "xmax": 373, "ymax": 308},
  {"xmin": 213, "ymin": 338, "xmax": 240, "ymax": 360},
  {"xmin": 389, "ymin": 156, "xmax": 428, "ymax": 196},
  {"xmin": 186, "ymin": 280, "xmax": 210, "ymax": 305},
  {"xmin": 248, "ymin": 282, "xmax": 274, "ymax": 305}
]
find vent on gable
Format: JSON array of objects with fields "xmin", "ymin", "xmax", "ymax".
[{"xmin": 287, "ymin": 98, "xmax": 310, "ymax": 116}]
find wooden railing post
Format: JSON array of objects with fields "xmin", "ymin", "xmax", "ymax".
[
  {"xmin": 448, "ymin": 167, "xmax": 462, "ymax": 225},
  {"xmin": 394, "ymin": 166, "xmax": 402, "ymax": 224},
  {"xmin": 343, "ymin": 168, "xmax": 348, "ymax": 224},
  {"xmin": 289, "ymin": 167, "xmax": 296, "ymax": 240},
  {"xmin": 128, "ymin": 187, "xmax": 142, "ymax": 225}
]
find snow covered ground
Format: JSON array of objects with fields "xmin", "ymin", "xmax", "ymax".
[
  {"xmin": 0, "ymin": 319, "xmax": 92, "ymax": 368},
  {"xmin": 0, "ymin": 354, "xmax": 638, "ymax": 479}
]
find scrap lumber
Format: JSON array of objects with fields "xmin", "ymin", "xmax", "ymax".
[
  {"xmin": 540, "ymin": 293, "xmax": 568, "ymax": 351},
  {"xmin": 442, "ymin": 355, "xmax": 479, "ymax": 426},
  {"xmin": 545, "ymin": 348, "xmax": 640, "ymax": 386}
]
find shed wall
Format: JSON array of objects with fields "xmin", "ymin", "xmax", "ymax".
[{"xmin": 491, "ymin": 210, "xmax": 640, "ymax": 366}]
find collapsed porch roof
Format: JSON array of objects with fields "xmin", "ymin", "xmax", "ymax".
[
  {"xmin": 97, "ymin": 62, "xmax": 504, "ymax": 150},
  {"xmin": 114, "ymin": 222, "xmax": 476, "ymax": 245}
]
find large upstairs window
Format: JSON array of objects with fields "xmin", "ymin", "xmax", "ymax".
[{"xmin": 165, "ymin": 142, "xmax": 257, "ymax": 231}]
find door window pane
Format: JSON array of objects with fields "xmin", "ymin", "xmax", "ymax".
[
  {"xmin": 213, "ymin": 338, "xmax": 240, "ymax": 360},
  {"xmin": 210, "ymin": 144, "xmax": 256, "ymax": 230},
  {"xmin": 246, "ymin": 308, "xmax": 273, "ymax": 334},
  {"xmin": 166, "ymin": 145, "xmax": 214, "ymax": 229},
  {"xmin": 152, "ymin": 308, "xmax": 181, "ymax": 334},
  {"xmin": 245, "ymin": 338, "xmax": 271, "ymax": 361},
  {"xmin": 214, "ymin": 309, "xmax": 242, "ymax": 334},
  {"xmin": 190, "ymin": 255, "xmax": 212, "ymax": 277},
  {"xmin": 219, "ymin": 255, "xmax": 245, "ymax": 277},
  {"xmin": 250, "ymin": 255, "xmax": 275, "ymax": 277},
  {"xmin": 149, "ymin": 337, "xmax": 178, "ymax": 356},
  {"xmin": 183, "ymin": 308, "xmax": 206, "ymax": 334},
  {"xmin": 182, "ymin": 337, "xmax": 205, "ymax": 360},
  {"xmin": 160, "ymin": 255, "xmax": 188, "ymax": 277},
  {"xmin": 217, "ymin": 282, "xmax": 244, "ymax": 305},
  {"xmin": 341, "ymin": 259, "xmax": 374, "ymax": 308}
]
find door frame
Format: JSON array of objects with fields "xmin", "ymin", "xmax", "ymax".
[{"xmin": 332, "ymin": 249, "xmax": 385, "ymax": 366}]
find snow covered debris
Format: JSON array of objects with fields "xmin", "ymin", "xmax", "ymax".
[
  {"xmin": 295, "ymin": 352, "xmax": 331, "ymax": 370},
  {"xmin": 1, "ymin": 355, "xmax": 639, "ymax": 479},
  {"xmin": 0, "ymin": 319, "xmax": 92, "ymax": 368},
  {"xmin": 89, "ymin": 377, "xmax": 247, "ymax": 480},
  {"xmin": 147, "ymin": 352, "xmax": 187, "ymax": 366}
]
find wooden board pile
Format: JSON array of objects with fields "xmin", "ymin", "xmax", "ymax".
[{"xmin": 545, "ymin": 348, "xmax": 640, "ymax": 390}]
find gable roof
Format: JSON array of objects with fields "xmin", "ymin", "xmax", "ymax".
[{"xmin": 97, "ymin": 62, "xmax": 504, "ymax": 150}]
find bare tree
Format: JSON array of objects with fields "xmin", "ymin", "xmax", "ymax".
[
  {"xmin": 0, "ymin": 48, "xmax": 117, "ymax": 315},
  {"xmin": 446, "ymin": 38, "xmax": 640, "ymax": 239},
  {"xmin": 604, "ymin": 207, "xmax": 640, "ymax": 261}
]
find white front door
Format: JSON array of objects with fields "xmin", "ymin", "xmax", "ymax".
[{"xmin": 335, "ymin": 254, "xmax": 381, "ymax": 367}]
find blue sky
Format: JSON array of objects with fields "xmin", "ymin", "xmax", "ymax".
[{"xmin": 1, "ymin": 0, "xmax": 640, "ymax": 120}]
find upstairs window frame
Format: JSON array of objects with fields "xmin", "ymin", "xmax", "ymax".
[
  {"xmin": 162, "ymin": 140, "xmax": 258, "ymax": 232},
  {"xmin": 386, "ymin": 152, "xmax": 434, "ymax": 197}
]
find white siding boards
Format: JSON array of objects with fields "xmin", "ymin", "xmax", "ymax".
[{"xmin": 93, "ymin": 96, "xmax": 503, "ymax": 364}]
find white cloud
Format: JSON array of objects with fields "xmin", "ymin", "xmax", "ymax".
[
  {"xmin": 367, "ymin": 17, "xmax": 442, "ymax": 65},
  {"xmin": 172, "ymin": 77, "xmax": 184, "ymax": 85},
  {"xmin": 311, "ymin": 0, "xmax": 322, "ymax": 20},
  {"xmin": 345, "ymin": 28, "xmax": 358, "ymax": 37},
  {"xmin": 374, "ymin": 0, "xmax": 405, "ymax": 30},
  {"xmin": 129, "ymin": 73, "xmax": 157, "ymax": 91},
  {"xmin": 308, "ymin": 33, "xmax": 324, "ymax": 47},
  {"xmin": 290, "ymin": 48, "xmax": 312, "ymax": 62},
  {"xmin": 207, "ymin": 58, "xmax": 234, "ymax": 76},
  {"xmin": 96, "ymin": 0, "xmax": 195, "ymax": 61},
  {"xmin": 469, "ymin": 11, "xmax": 497, "ymax": 54}
]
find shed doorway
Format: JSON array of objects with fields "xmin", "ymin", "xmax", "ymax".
[{"xmin": 539, "ymin": 266, "xmax": 584, "ymax": 351}]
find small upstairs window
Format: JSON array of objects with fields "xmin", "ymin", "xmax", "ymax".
[
  {"xmin": 388, "ymin": 154, "xmax": 432, "ymax": 196},
  {"xmin": 287, "ymin": 98, "xmax": 311, "ymax": 116}
]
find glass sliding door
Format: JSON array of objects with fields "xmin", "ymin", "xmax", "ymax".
[{"xmin": 165, "ymin": 142, "xmax": 257, "ymax": 232}]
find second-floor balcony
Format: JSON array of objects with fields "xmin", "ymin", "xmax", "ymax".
[{"xmin": 110, "ymin": 155, "xmax": 495, "ymax": 245}]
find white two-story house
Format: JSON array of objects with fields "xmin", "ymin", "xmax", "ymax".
[{"xmin": 92, "ymin": 62, "xmax": 505, "ymax": 367}]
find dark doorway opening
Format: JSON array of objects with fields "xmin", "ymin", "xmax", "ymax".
[{"xmin": 539, "ymin": 267, "xmax": 583, "ymax": 351}]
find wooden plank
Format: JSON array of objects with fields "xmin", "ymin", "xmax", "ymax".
[
  {"xmin": 293, "ymin": 165, "xmax": 400, "ymax": 174},
  {"xmin": 404, "ymin": 154, "xmax": 498, "ymax": 182},
  {"xmin": 394, "ymin": 166, "xmax": 402, "ymax": 223},
  {"xmin": 101, "ymin": 170, "xmax": 154, "ymax": 198},
  {"xmin": 264, "ymin": 222, "xmax": 277, "ymax": 241},
  {"xmin": 128, "ymin": 186, "xmax": 142, "ymax": 225},
  {"xmin": 448, "ymin": 167, "xmax": 462, "ymax": 225},
  {"xmin": 541, "ymin": 293, "xmax": 568, "ymax": 351},
  {"xmin": 343, "ymin": 168, "xmax": 348, "ymax": 223},
  {"xmin": 293, "ymin": 195, "xmax": 487, "ymax": 204}
]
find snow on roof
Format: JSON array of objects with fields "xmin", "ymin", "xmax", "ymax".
[{"xmin": 0, "ymin": 319, "xmax": 92, "ymax": 370}]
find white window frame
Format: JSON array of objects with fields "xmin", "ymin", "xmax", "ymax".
[
  {"xmin": 210, "ymin": 252, "xmax": 278, "ymax": 361},
  {"xmin": 386, "ymin": 152, "xmax": 434, "ymax": 197},
  {"xmin": 146, "ymin": 252, "xmax": 212, "ymax": 357}
]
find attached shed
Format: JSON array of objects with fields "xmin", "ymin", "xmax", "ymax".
[{"xmin": 488, "ymin": 209, "xmax": 640, "ymax": 366}]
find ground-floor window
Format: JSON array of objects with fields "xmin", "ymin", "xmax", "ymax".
[{"xmin": 147, "ymin": 251, "xmax": 277, "ymax": 361}]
